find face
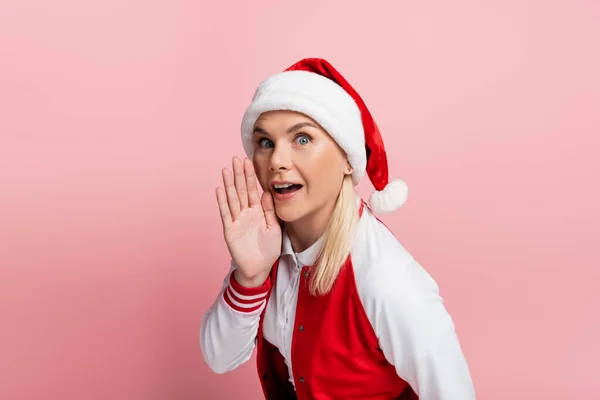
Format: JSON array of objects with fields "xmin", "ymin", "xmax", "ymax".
[{"xmin": 252, "ymin": 110, "xmax": 353, "ymax": 223}]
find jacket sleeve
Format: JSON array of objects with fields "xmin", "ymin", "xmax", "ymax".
[
  {"xmin": 199, "ymin": 261, "xmax": 271, "ymax": 374},
  {"xmin": 362, "ymin": 258, "xmax": 476, "ymax": 400}
]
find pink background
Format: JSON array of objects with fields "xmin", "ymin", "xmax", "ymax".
[{"xmin": 1, "ymin": 0, "xmax": 599, "ymax": 399}]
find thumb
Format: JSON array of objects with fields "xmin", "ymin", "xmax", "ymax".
[{"xmin": 261, "ymin": 191, "xmax": 279, "ymax": 229}]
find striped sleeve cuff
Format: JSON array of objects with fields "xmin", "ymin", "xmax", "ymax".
[{"xmin": 223, "ymin": 271, "xmax": 271, "ymax": 313}]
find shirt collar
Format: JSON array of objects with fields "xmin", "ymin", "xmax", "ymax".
[
  {"xmin": 281, "ymin": 227, "xmax": 325, "ymax": 268},
  {"xmin": 280, "ymin": 194, "xmax": 364, "ymax": 268}
]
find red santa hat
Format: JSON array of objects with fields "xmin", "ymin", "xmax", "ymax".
[{"xmin": 241, "ymin": 57, "xmax": 408, "ymax": 214}]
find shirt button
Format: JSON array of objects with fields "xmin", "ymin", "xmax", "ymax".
[
  {"xmin": 298, "ymin": 325, "xmax": 304, "ymax": 331},
  {"xmin": 304, "ymin": 271, "xmax": 309, "ymax": 279},
  {"xmin": 299, "ymin": 376, "xmax": 305, "ymax": 383}
]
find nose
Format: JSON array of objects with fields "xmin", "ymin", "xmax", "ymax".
[{"xmin": 269, "ymin": 143, "xmax": 292, "ymax": 172}]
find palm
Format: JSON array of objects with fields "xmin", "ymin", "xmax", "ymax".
[
  {"xmin": 224, "ymin": 202, "xmax": 281, "ymax": 277},
  {"xmin": 216, "ymin": 157, "xmax": 281, "ymax": 282}
]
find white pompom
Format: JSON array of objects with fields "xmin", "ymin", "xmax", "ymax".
[{"xmin": 368, "ymin": 179, "xmax": 408, "ymax": 214}]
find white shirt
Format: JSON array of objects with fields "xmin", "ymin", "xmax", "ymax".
[
  {"xmin": 200, "ymin": 196, "xmax": 476, "ymax": 399},
  {"xmin": 261, "ymin": 221, "xmax": 323, "ymax": 386}
]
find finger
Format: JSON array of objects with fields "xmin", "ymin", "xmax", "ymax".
[
  {"xmin": 261, "ymin": 191, "xmax": 279, "ymax": 229},
  {"xmin": 244, "ymin": 157, "xmax": 261, "ymax": 207},
  {"xmin": 233, "ymin": 156, "xmax": 248, "ymax": 209},
  {"xmin": 215, "ymin": 186, "xmax": 232, "ymax": 231},
  {"xmin": 222, "ymin": 167, "xmax": 241, "ymax": 220}
]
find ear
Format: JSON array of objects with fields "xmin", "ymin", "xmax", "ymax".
[{"xmin": 344, "ymin": 160, "xmax": 353, "ymax": 175}]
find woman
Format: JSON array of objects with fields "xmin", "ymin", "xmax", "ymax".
[{"xmin": 200, "ymin": 58, "xmax": 475, "ymax": 399}]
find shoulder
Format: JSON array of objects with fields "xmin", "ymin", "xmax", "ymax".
[
  {"xmin": 350, "ymin": 206, "xmax": 453, "ymax": 336},
  {"xmin": 351, "ymin": 205, "xmax": 440, "ymax": 300},
  {"xmin": 348, "ymin": 204, "xmax": 475, "ymax": 398}
]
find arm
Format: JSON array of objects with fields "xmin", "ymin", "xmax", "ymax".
[
  {"xmin": 199, "ymin": 261, "xmax": 271, "ymax": 374},
  {"xmin": 364, "ymin": 259, "xmax": 476, "ymax": 399}
]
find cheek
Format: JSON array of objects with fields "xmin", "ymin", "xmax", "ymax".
[
  {"xmin": 301, "ymin": 151, "xmax": 345, "ymax": 191},
  {"xmin": 311, "ymin": 146, "xmax": 345, "ymax": 173}
]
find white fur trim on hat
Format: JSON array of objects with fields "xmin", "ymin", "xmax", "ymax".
[
  {"xmin": 368, "ymin": 179, "xmax": 409, "ymax": 214},
  {"xmin": 241, "ymin": 70, "xmax": 366, "ymax": 185}
]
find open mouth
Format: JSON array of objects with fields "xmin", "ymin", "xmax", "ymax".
[{"xmin": 273, "ymin": 183, "xmax": 303, "ymax": 195}]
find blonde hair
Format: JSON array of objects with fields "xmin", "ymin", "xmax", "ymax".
[{"xmin": 308, "ymin": 174, "xmax": 359, "ymax": 296}]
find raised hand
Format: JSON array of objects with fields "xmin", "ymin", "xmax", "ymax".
[{"xmin": 216, "ymin": 156, "xmax": 282, "ymax": 288}]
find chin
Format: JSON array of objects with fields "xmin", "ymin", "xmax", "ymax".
[{"xmin": 274, "ymin": 203, "xmax": 306, "ymax": 223}]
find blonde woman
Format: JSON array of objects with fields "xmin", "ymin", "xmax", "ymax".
[{"xmin": 200, "ymin": 58, "xmax": 475, "ymax": 400}]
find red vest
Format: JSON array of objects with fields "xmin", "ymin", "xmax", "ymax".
[{"xmin": 255, "ymin": 203, "xmax": 418, "ymax": 400}]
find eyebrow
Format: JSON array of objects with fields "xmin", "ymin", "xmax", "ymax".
[{"xmin": 253, "ymin": 122, "xmax": 319, "ymax": 136}]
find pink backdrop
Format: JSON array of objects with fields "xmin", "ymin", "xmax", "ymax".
[{"xmin": 1, "ymin": 0, "xmax": 599, "ymax": 399}]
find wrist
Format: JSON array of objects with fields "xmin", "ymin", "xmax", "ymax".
[
  {"xmin": 233, "ymin": 270, "xmax": 269, "ymax": 289},
  {"xmin": 224, "ymin": 270, "xmax": 270, "ymax": 313}
]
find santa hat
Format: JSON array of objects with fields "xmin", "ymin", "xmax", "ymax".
[{"xmin": 240, "ymin": 58, "xmax": 408, "ymax": 214}]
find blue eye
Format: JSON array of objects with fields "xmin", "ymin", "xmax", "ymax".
[
  {"xmin": 258, "ymin": 138, "xmax": 274, "ymax": 148},
  {"xmin": 296, "ymin": 134, "xmax": 311, "ymax": 145}
]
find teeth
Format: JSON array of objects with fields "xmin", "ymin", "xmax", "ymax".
[{"xmin": 274, "ymin": 183, "xmax": 294, "ymax": 189}]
